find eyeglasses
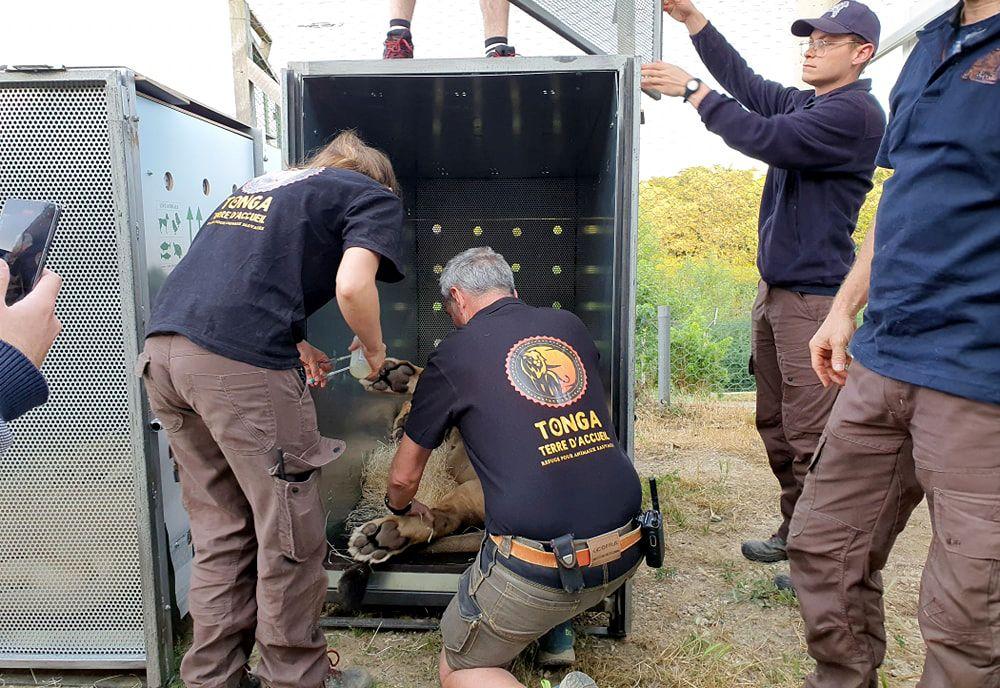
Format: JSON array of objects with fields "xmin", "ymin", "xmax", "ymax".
[{"xmin": 800, "ymin": 39, "xmax": 863, "ymax": 57}]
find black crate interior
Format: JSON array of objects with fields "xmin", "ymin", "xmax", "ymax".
[{"xmin": 298, "ymin": 70, "xmax": 626, "ymax": 554}]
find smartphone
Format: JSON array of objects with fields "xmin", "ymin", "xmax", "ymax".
[{"xmin": 0, "ymin": 199, "xmax": 61, "ymax": 305}]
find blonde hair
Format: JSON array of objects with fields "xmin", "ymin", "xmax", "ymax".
[{"xmin": 302, "ymin": 129, "xmax": 400, "ymax": 195}]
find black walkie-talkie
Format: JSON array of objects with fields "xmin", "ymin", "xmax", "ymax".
[{"xmin": 639, "ymin": 477, "xmax": 665, "ymax": 568}]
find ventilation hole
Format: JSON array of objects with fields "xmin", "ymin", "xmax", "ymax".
[
  {"xmin": 553, "ymin": 301, "xmax": 562, "ymax": 309},
  {"xmin": 511, "ymin": 263, "xmax": 521, "ymax": 273},
  {"xmin": 202, "ymin": 179, "xmax": 211, "ymax": 196},
  {"xmin": 473, "ymin": 225, "xmax": 483, "ymax": 237},
  {"xmin": 512, "ymin": 227, "xmax": 522, "ymax": 237},
  {"xmin": 164, "ymin": 171, "xmax": 174, "ymax": 190},
  {"xmin": 553, "ymin": 225, "xmax": 563, "ymax": 235},
  {"xmin": 432, "ymin": 224, "xmax": 442, "ymax": 234},
  {"xmin": 433, "ymin": 302, "xmax": 443, "ymax": 312},
  {"xmin": 552, "ymin": 265, "xmax": 562, "ymax": 275},
  {"xmin": 433, "ymin": 264, "xmax": 443, "ymax": 274}
]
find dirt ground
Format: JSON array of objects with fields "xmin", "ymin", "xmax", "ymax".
[{"xmin": 2, "ymin": 398, "xmax": 931, "ymax": 688}]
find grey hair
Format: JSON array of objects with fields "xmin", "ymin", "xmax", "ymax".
[{"xmin": 439, "ymin": 246, "xmax": 516, "ymax": 300}]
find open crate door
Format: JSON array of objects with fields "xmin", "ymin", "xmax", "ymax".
[{"xmin": 282, "ymin": 56, "xmax": 639, "ymax": 638}]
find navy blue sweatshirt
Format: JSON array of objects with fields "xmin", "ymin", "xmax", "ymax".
[
  {"xmin": 0, "ymin": 340, "xmax": 48, "ymax": 421},
  {"xmin": 692, "ymin": 22, "xmax": 886, "ymax": 294}
]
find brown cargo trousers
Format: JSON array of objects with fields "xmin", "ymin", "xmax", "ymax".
[
  {"xmin": 751, "ymin": 282, "xmax": 840, "ymax": 540},
  {"xmin": 136, "ymin": 335, "xmax": 343, "ymax": 688},
  {"xmin": 787, "ymin": 362, "xmax": 1000, "ymax": 688}
]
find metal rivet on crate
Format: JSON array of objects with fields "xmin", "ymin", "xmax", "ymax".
[
  {"xmin": 432, "ymin": 224, "xmax": 442, "ymax": 234},
  {"xmin": 512, "ymin": 227, "xmax": 522, "ymax": 237},
  {"xmin": 552, "ymin": 265, "xmax": 562, "ymax": 275},
  {"xmin": 553, "ymin": 225, "xmax": 563, "ymax": 235},
  {"xmin": 473, "ymin": 226, "xmax": 483, "ymax": 236}
]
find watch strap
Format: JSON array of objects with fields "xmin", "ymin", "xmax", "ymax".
[
  {"xmin": 385, "ymin": 493, "xmax": 413, "ymax": 516},
  {"xmin": 683, "ymin": 78, "xmax": 703, "ymax": 103}
]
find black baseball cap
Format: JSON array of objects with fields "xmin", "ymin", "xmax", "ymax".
[{"xmin": 791, "ymin": 1, "xmax": 881, "ymax": 51}]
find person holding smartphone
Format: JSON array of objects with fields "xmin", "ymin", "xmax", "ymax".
[
  {"xmin": 0, "ymin": 260, "xmax": 62, "ymax": 456},
  {"xmin": 138, "ymin": 130, "xmax": 405, "ymax": 688}
]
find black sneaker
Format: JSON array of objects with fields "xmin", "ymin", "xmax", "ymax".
[
  {"xmin": 486, "ymin": 44, "xmax": 517, "ymax": 57},
  {"xmin": 774, "ymin": 573, "xmax": 796, "ymax": 596},
  {"xmin": 740, "ymin": 535, "xmax": 788, "ymax": 563}
]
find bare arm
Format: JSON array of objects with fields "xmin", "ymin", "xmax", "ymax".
[
  {"xmin": 810, "ymin": 221, "xmax": 876, "ymax": 387},
  {"xmin": 335, "ymin": 246, "xmax": 386, "ymax": 378},
  {"xmin": 386, "ymin": 434, "xmax": 434, "ymax": 511}
]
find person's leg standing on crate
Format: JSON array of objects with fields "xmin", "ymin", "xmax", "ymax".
[
  {"xmin": 137, "ymin": 131, "xmax": 408, "ymax": 688},
  {"xmin": 383, "ymin": 0, "xmax": 516, "ymax": 58}
]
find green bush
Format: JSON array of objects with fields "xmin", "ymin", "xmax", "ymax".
[{"xmin": 670, "ymin": 319, "xmax": 733, "ymax": 393}]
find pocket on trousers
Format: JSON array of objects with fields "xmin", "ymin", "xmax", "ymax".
[
  {"xmin": 191, "ymin": 371, "xmax": 276, "ymax": 454},
  {"xmin": 271, "ymin": 437, "xmax": 345, "ymax": 479},
  {"xmin": 484, "ymin": 569, "xmax": 579, "ymax": 641},
  {"xmin": 274, "ymin": 469, "xmax": 326, "ymax": 563},
  {"xmin": 135, "ymin": 351, "xmax": 183, "ymax": 433},
  {"xmin": 920, "ymin": 488, "xmax": 1000, "ymax": 640},
  {"xmin": 778, "ymin": 349, "xmax": 833, "ymax": 435},
  {"xmin": 442, "ymin": 569, "xmax": 483, "ymax": 655}
]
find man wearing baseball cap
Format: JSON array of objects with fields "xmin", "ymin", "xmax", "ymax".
[{"xmin": 642, "ymin": 1, "xmax": 885, "ymax": 589}]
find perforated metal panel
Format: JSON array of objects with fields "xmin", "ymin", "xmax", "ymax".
[
  {"xmin": 0, "ymin": 82, "xmax": 145, "ymax": 661},
  {"xmin": 512, "ymin": 0, "xmax": 662, "ymax": 62},
  {"xmin": 414, "ymin": 178, "xmax": 579, "ymax": 358}
]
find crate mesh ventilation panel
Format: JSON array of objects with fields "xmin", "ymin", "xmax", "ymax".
[
  {"xmin": 413, "ymin": 178, "xmax": 579, "ymax": 359},
  {"xmin": 0, "ymin": 84, "xmax": 145, "ymax": 658},
  {"xmin": 518, "ymin": 0, "xmax": 659, "ymax": 62}
]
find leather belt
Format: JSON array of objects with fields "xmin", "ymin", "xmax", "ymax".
[{"xmin": 490, "ymin": 523, "xmax": 642, "ymax": 569}]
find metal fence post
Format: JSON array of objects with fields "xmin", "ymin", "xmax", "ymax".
[{"xmin": 658, "ymin": 305, "xmax": 670, "ymax": 405}]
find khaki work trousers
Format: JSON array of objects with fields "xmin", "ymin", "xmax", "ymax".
[
  {"xmin": 788, "ymin": 362, "xmax": 1000, "ymax": 688},
  {"xmin": 751, "ymin": 282, "xmax": 840, "ymax": 540},
  {"xmin": 137, "ymin": 335, "xmax": 343, "ymax": 688}
]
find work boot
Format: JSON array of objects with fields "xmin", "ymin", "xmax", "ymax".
[
  {"xmin": 774, "ymin": 573, "xmax": 796, "ymax": 596},
  {"xmin": 537, "ymin": 620, "xmax": 576, "ymax": 668},
  {"xmin": 486, "ymin": 44, "xmax": 517, "ymax": 57},
  {"xmin": 325, "ymin": 649, "xmax": 373, "ymax": 688},
  {"xmin": 237, "ymin": 666, "xmax": 260, "ymax": 688},
  {"xmin": 740, "ymin": 535, "xmax": 787, "ymax": 563},
  {"xmin": 557, "ymin": 672, "xmax": 598, "ymax": 688},
  {"xmin": 325, "ymin": 667, "xmax": 373, "ymax": 688},
  {"xmin": 383, "ymin": 32, "xmax": 414, "ymax": 59}
]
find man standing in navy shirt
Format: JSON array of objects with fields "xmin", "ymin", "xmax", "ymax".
[
  {"xmin": 786, "ymin": 2, "xmax": 1000, "ymax": 686},
  {"xmin": 642, "ymin": 1, "xmax": 885, "ymax": 579}
]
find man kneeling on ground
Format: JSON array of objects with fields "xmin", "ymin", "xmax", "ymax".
[{"xmin": 381, "ymin": 247, "xmax": 643, "ymax": 688}]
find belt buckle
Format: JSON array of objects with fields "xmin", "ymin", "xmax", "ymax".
[{"xmin": 586, "ymin": 530, "xmax": 622, "ymax": 567}]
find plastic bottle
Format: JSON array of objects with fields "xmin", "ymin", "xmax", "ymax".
[{"xmin": 349, "ymin": 346, "xmax": 371, "ymax": 379}]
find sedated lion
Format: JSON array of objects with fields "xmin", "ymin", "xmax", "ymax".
[{"xmin": 347, "ymin": 359, "xmax": 486, "ymax": 564}]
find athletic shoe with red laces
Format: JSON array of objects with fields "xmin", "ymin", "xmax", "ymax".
[{"xmin": 383, "ymin": 34, "xmax": 414, "ymax": 59}]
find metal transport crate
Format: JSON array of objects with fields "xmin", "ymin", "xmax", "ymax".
[
  {"xmin": 282, "ymin": 56, "xmax": 640, "ymax": 635},
  {"xmin": 0, "ymin": 67, "xmax": 260, "ymax": 685}
]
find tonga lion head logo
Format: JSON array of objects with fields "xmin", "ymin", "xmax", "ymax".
[{"xmin": 506, "ymin": 336, "xmax": 587, "ymax": 408}]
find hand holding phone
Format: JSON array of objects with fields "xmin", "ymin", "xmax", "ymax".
[
  {"xmin": 0, "ymin": 199, "xmax": 60, "ymax": 305},
  {"xmin": 0, "ymin": 260, "xmax": 62, "ymax": 368}
]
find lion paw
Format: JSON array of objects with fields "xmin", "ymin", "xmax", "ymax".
[
  {"xmin": 348, "ymin": 515, "xmax": 432, "ymax": 564},
  {"xmin": 361, "ymin": 358, "xmax": 422, "ymax": 395}
]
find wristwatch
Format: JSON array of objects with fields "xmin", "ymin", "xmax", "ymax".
[
  {"xmin": 384, "ymin": 493, "xmax": 413, "ymax": 516},
  {"xmin": 683, "ymin": 78, "xmax": 703, "ymax": 102}
]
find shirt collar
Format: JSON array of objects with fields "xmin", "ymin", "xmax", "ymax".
[{"xmin": 467, "ymin": 295, "xmax": 521, "ymax": 324}]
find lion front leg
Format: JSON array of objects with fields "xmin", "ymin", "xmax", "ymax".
[{"xmin": 348, "ymin": 480, "xmax": 485, "ymax": 564}]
